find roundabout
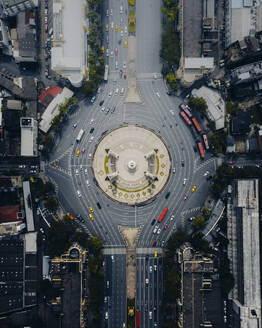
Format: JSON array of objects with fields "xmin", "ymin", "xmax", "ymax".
[{"xmin": 92, "ymin": 125, "xmax": 171, "ymax": 205}]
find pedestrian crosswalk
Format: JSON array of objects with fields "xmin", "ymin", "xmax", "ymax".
[{"xmin": 194, "ymin": 157, "xmax": 217, "ymax": 173}]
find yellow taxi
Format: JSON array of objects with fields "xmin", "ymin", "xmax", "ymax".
[
  {"xmin": 124, "ymin": 40, "xmax": 128, "ymax": 48},
  {"xmin": 89, "ymin": 213, "xmax": 94, "ymax": 221},
  {"xmin": 76, "ymin": 150, "xmax": 80, "ymax": 157},
  {"xmin": 154, "ymin": 251, "xmax": 158, "ymax": 258},
  {"xmin": 191, "ymin": 185, "xmax": 197, "ymax": 192},
  {"xmin": 89, "ymin": 206, "xmax": 94, "ymax": 213},
  {"xmin": 101, "ymin": 46, "xmax": 104, "ymax": 53},
  {"xmin": 105, "ymin": 24, "xmax": 109, "ymax": 32},
  {"xmin": 115, "ymin": 24, "xmax": 118, "ymax": 32}
]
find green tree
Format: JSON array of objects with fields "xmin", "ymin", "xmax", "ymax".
[
  {"xmin": 189, "ymin": 97, "xmax": 208, "ymax": 113},
  {"xmin": 202, "ymin": 208, "xmax": 211, "ymax": 218},
  {"xmin": 226, "ymin": 101, "xmax": 238, "ymax": 115},
  {"xmin": 88, "ymin": 236, "xmax": 103, "ymax": 256},
  {"xmin": 166, "ymin": 73, "xmax": 179, "ymax": 92},
  {"xmin": 192, "ymin": 217, "xmax": 206, "ymax": 230},
  {"xmin": 161, "ymin": 26, "xmax": 180, "ymax": 66},
  {"xmin": 44, "ymin": 196, "xmax": 58, "ymax": 211},
  {"xmin": 42, "ymin": 135, "xmax": 54, "ymax": 150}
]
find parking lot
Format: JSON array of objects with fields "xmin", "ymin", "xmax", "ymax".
[{"xmin": 183, "ymin": 0, "xmax": 202, "ymax": 57}]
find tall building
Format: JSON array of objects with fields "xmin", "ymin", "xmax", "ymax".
[
  {"xmin": 227, "ymin": 179, "xmax": 261, "ymax": 327},
  {"xmin": 1, "ymin": 0, "xmax": 38, "ymax": 17}
]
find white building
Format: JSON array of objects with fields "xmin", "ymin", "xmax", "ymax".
[
  {"xmin": 227, "ymin": 179, "xmax": 261, "ymax": 328},
  {"xmin": 39, "ymin": 87, "xmax": 73, "ymax": 134},
  {"xmin": 191, "ymin": 86, "xmax": 225, "ymax": 130},
  {"xmin": 20, "ymin": 117, "xmax": 38, "ymax": 156},
  {"xmin": 51, "ymin": 0, "xmax": 88, "ymax": 87}
]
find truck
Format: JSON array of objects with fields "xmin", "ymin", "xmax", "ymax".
[{"xmin": 136, "ymin": 310, "xmax": 141, "ymax": 328}]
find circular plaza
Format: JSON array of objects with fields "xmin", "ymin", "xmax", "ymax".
[{"xmin": 92, "ymin": 125, "xmax": 172, "ymax": 205}]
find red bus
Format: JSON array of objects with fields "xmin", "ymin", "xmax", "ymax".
[
  {"xmin": 180, "ymin": 111, "xmax": 192, "ymax": 126},
  {"xmin": 158, "ymin": 208, "xmax": 168, "ymax": 223},
  {"xmin": 136, "ymin": 310, "xmax": 141, "ymax": 328},
  {"xmin": 197, "ymin": 141, "xmax": 205, "ymax": 159},
  {"xmin": 192, "ymin": 117, "xmax": 202, "ymax": 133},
  {"xmin": 202, "ymin": 133, "xmax": 209, "ymax": 150},
  {"xmin": 180, "ymin": 103, "xmax": 192, "ymax": 117}
]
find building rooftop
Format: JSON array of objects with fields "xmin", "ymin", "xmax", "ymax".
[
  {"xmin": 39, "ymin": 87, "xmax": 73, "ymax": 133},
  {"xmin": 191, "ymin": 86, "xmax": 225, "ymax": 130},
  {"xmin": 51, "ymin": 0, "xmax": 87, "ymax": 87},
  {"xmin": 22, "ymin": 181, "xmax": 34, "ymax": 232},
  {"xmin": 20, "ymin": 117, "xmax": 38, "ymax": 157},
  {"xmin": 184, "ymin": 57, "xmax": 214, "ymax": 69}
]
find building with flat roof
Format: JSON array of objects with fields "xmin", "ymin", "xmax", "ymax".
[
  {"xmin": 183, "ymin": 57, "xmax": 214, "ymax": 84},
  {"xmin": 20, "ymin": 117, "xmax": 38, "ymax": 157},
  {"xmin": 50, "ymin": 0, "xmax": 87, "ymax": 87},
  {"xmin": 22, "ymin": 181, "xmax": 34, "ymax": 232},
  {"xmin": 176, "ymin": 244, "xmax": 222, "ymax": 327},
  {"xmin": 227, "ymin": 179, "xmax": 261, "ymax": 328},
  {"xmin": 39, "ymin": 86, "xmax": 73, "ymax": 133},
  {"xmin": 191, "ymin": 86, "xmax": 225, "ymax": 130},
  {"xmin": 1, "ymin": 0, "xmax": 38, "ymax": 17}
]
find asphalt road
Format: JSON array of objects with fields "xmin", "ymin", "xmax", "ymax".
[{"xmin": 45, "ymin": 0, "xmax": 220, "ymax": 327}]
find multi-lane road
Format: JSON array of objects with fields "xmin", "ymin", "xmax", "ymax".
[{"xmin": 45, "ymin": 0, "xmax": 219, "ymax": 327}]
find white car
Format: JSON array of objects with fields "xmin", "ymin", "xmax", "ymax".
[
  {"xmin": 154, "ymin": 265, "xmax": 157, "ymax": 271},
  {"xmin": 75, "ymin": 169, "xmax": 79, "ymax": 175},
  {"xmin": 111, "ymin": 255, "xmax": 114, "ymax": 261},
  {"xmin": 173, "ymin": 167, "xmax": 176, "ymax": 173},
  {"xmin": 125, "ymin": 26, "xmax": 127, "ymax": 33},
  {"xmin": 149, "ymin": 266, "xmax": 152, "ymax": 273},
  {"xmin": 157, "ymin": 228, "xmax": 161, "ymax": 235},
  {"xmin": 90, "ymin": 118, "xmax": 94, "ymax": 124},
  {"xmin": 156, "ymin": 92, "xmax": 160, "ymax": 98},
  {"xmin": 101, "ymin": 106, "xmax": 105, "ymax": 112},
  {"xmin": 109, "ymin": 91, "xmax": 112, "ymax": 97},
  {"xmin": 204, "ymin": 171, "xmax": 210, "ymax": 176},
  {"xmin": 123, "ymin": 62, "xmax": 127, "ymax": 69},
  {"xmin": 170, "ymin": 215, "xmax": 175, "ymax": 221},
  {"xmin": 84, "ymin": 168, "xmax": 88, "ymax": 174},
  {"xmin": 120, "ymin": 87, "xmax": 125, "ymax": 95},
  {"xmin": 110, "ymin": 9, "xmax": 113, "ymax": 15},
  {"xmin": 89, "ymin": 136, "xmax": 94, "ymax": 143},
  {"xmin": 183, "ymin": 178, "xmax": 187, "ymax": 185},
  {"xmin": 115, "ymin": 61, "xmax": 118, "ymax": 70},
  {"xmin": 170, "ymin": 110, "xmax": 175, "ymax": 116},
  {"xmin": 153, "ymin": 73, "xmax": 157, "ymax": 79},
  {"xmin": 120, "ymin": 5, "xmax": 123, "ymax": 13},
  {"xmin": 80, "ymin": 165, "xmax": 83, "ymax": 170},
  {"xmin": 77, "ymin": 190, "xmax": 82, "ymax": 197},
  {"xmin": 106, "ymin": 49, "xmax": 109, "ymax": 56},
  {"xmin": 86, "ymin": 180, "xmax": 90, "ymax": 186},
  {"xmin": 153, "ymin": 225, "xmax": 158, "ymax": 234},
  {"xmin": 145, "ymin": 278, "xmax": 149, "ymax": 284},
  {"xmin": 111, "ymin": 22, "xmax": 114, "ymax": 29},
  {"xmin": 105, "ymin": 312, "xmax": 108, "ymax": 320},
  {"xmin": 115, "ymin": 88, "xmax": 119, "ymax": 95},
  {"xmin": 110, "ymin": 50, "xmax": 114, "ymax": 57}
]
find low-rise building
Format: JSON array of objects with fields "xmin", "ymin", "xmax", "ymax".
[
  {"xmin": 191, "ymin": 86, "xmax": 225, "ymax": 130},
  {"xmin": 183, "ymin": 57, "xmax": 214, "ymax": 84},
  {"xmin": 20, "ymin": 117, "xmax": 38, "ymax": 157},
  {"xmin": 227, "ymin": 179, "xmax": 261, "ymax": 328}
]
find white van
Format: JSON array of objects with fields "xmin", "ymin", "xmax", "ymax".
[
  {"xmin": 115, "ymin": 88, "xmax": 119, "ymax": 95},
  {"xmin": 120, "ymin": 87, "xmax": 125, "ymax": 95}
]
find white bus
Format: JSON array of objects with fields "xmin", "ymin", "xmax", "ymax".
[
  {"xmin": 104, "ymin": 64, "xmax": 109, "ymax": 81},
  {"xmin": 76, "ymin": 129, "xmax": 84, "ymax": 143}
]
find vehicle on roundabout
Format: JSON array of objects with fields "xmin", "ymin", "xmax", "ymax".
[
  {"xmin": 184, "ymin": 194, "xmax": 188, "ymax": 200},
  {"xmin": 89, "ymin": 213, "xmax": 94, "ymax": 220},
  {"xmin": 191, "ymin": 185, "xmax": 197, "ymax": 192},
  {"xmin": 89, "ymin": 206, "xmax": 94, "ymax": 213}
]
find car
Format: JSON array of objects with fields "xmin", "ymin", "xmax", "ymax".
[
  {"xmin": 107, "ymin": 281, "xmax": 109, "ymax": 288},
  {"xmin": 149, "ymin": 311, "xmax": 152, "ymax": 319},
  {"xmin": 82, "ymin": 148, "xmax": 85, "ymax": 153},
  {"xmin": 120, "ymin": 5, "xmax": 123, "ymax": 13},
  {"xmin": 105, "ymin": 24, "xmax": 109, "ymax": 32},
  {"xmin": 86, "ymin": 180, "xmax": 90, "ymax": 186},
  {"xmin": 90, "ymin": 96, "xmax": 96, "ymax": 103},
  {"xmin": 145, "ymin": 278, "xmax": 149, "ymax": 284},
  {"xmin": 173, "ymin": 167, "xmax": 176, "ymax": 173},
  {"xmin": 170, "ymin": 109, "xmax": 175, "ymax": 116},
  {"xmin": 161, "ymin": 240, "xmax": 165, "ymax": 247},
  {"xmin": 157, "ymin": 228, "xmax": 161, "ymax": 235},
  {"xmin": 154, "ymin": 251, "xmax": 158, "ymax": 258},
  {"xmin": 110, "ymin": 9, "xmax": 113, "ymax": 15},
  {"xmin": 154, "ymin": 265, "xmax": 157, "ymax": 271},
  {"xmin": 105, "ymin": 107, "xmax": 110, "ymax": 114},
  {"xmin": 170, "ymin": 215, "xmax": 175, "ymax": 221},
  {"xmin": 99, "ymin": 100, "xmax": 104, "ymax": 107},
  {"xmin": 156, "ymin": 92, "xmax": 160, "ymax": 98},
  {"xmin": 125, "ymin": 26, "xmax": 127, "ymax": 33},
  {"xmin": 206, "ymin": 175, "xmax": 212, "ymax": 181},
  {"xmin": 106, "ymin": 48, "xmax": 109, "ymax": 56},
  {"xmin": 40, "ymin": 228, "xmax": 44, "ymax": 234},
  {"xmin": 111, "ymin": 255, "xmax": 114, "ymax": 261},
  {"xmin": 151, "ymin": 219, "xmax": 156, "ymax": 226},
  {"xmin": 89, "ymin": 213, "xmax": 94, "ymax": 220},
  {"xmin": 97, "ymin": 202, "xmax": 102, "ymax": 209},
  {"xmin": 101, "ymin": 45, "xmax": 104, "ymax": 53},
  {"xmin": 88, "ymin": 153, "xmax": 92, "ymax": 158},
  {"xmin": 80, "ymin": 165, "xmax": 83, "ymax": 170},
  {"xmin": 123, "ymin": 62, "xmax": 126, "ymax": 69},
  {"xmin": 75, "ymin": 169, "xmax": 79, "ymax": 175},
  {"xmin": 101, "ymin": 106, "xmax": 105, "ymax": 112},
  {"xmin": 191, "ymin": 185, "xmax": 197, "ymax": 192},
  {"xmin": 89, "ymin": 206, "xmax": 94, "ymax": 213},
  {"xmin": 153, "ymin": 73, "xmax": 157, "ymax": 79},
  {"xmin": 204, "ymin": 171, "xmax": 209, "ymax": 176},
  {"xmin": 108, "ymin": 91, "xmax": 112, "ymax": 97},
  {"xmin": 115, "ymin": 61, "xmax": 118, "ymax": 69},
  {"xmin": 183, "ymin": 178, "xmax": 187, "ymax": 185},
  {"xmin": 153, "ymin": 225, "xmax": 158, "ymax": 234},
  {"xmin": 106, "ymin": 9, "xmax": 109, "ymax": 16},
  {"xmin": 90, "ymin": 127, "xmax": 94, "ymax": 133},
  {"xmin": 165, "ymin": 192, "xmax": 170, "ymax": 199},
  {"xmin": 84, "ymin": 168, "xmax": 88, "ymax": 174},
  {"xmin": 120, "ymin": 17, "xmax": 123, "ymax": 25},
  {"xmin": 89, "ymin": 136, "xmax": 94, "ymax": 143},
  {"xmin": 77, "ymin": 190, "xmax": 82, "ymax": 197},
  {"xmin": 189, "ymin": 217, "xmax": 194, "ymax": 221},
  {"xmin": 110, "ymin": 50, "xmax": 114, "ymax": 57},
  {"xmin": 149, "ymin": 266, "xmax": 152, "ymax": 273},
  {"xmin": 73, "ymin": 123, "xmax": 77, "ymax": 128},
  {"xmin": 124, "ymin": 40, "xmax": 128, "ymax": 48},
  {"xmin": 114, "ymin": 48, "xmax": 118, "ymax": 55},
  {"xmin": 104, "ymin": 296, "xmax": 108, "ymax": 303},
  {"xmin": 163, "ymin": 224, "xmax": 168, "ymax": 230},
  {"xmin": 115, "ymin": 24, "xmax": 119, "ymax": 32},
  {"xmin": 115, "ymin": 88, "xmax": 119, "ymax": 95},
  {"xmin": 181, "ymin": 161, "xmax": 185, "ymax": 167},
  {"xmin": 105, "ymin": 312, "xmax": 108, "ymax": 320},
  {"xmin": 106, "ymin": 35, "xmax": 109, "ymax": 43},
  {"xmin": 184, "ymin": 194, "xmax": 188, "ymax": 200},
  {"xmin": 120, "ymin": 87, "xmax": 125, "ymax": 95},
  {"xmin": 153, "ymin": 240, "xmax": 156, "ymax": 247},
  {"xmin": 120, "ymin": 29, "xmax": 124, "ymax": 37},
  {"xmin": 76, "ymin": 150, "xmax": 80, "ymax": 157},
  {"xmin": 111, "ymin": 22, "xmax": 114, "ymax": 29}
]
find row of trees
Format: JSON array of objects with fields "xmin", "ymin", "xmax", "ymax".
[
  {"xmin": 160, "ymin": 0, "xmax": 180, "ymax": 93},
  {"xmin": 33, "ymin": 178, "xmax": 58, "ymax": 212},
  {"xmin": 82, "ymin": 0, "xmax": 105, "ymax": 97}
]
